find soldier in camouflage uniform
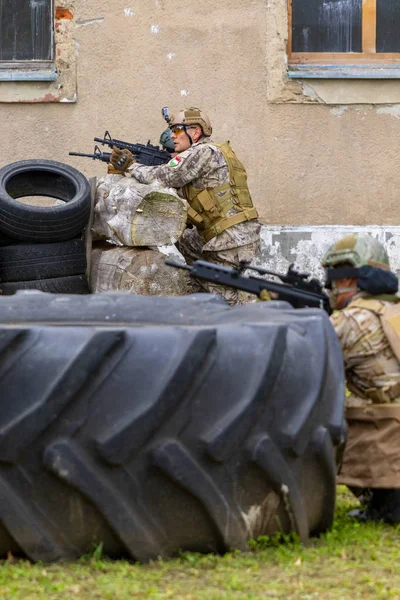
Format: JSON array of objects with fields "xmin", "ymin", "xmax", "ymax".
[
  {"xmin": 322, "ymin": 233, "xmax": 400, "ymax": 523},
  {"xmin": 109, "ymin": 108, "xmax": 261, "ymax": 305}
]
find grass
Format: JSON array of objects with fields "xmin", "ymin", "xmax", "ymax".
[{"xmin": 1, "ymin": 487, "xmax": 400, "ymax": 600}]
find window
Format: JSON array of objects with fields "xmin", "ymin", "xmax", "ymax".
[
  {"xmin": 0, "ymin": 0, "xmax": 55, "ymax": 81},
  {"xmin": 0, "ymin": 1, "xmax": 76, "ymax": 102},
  {"xmin": 288, "ymin": 0, "xmax": 400, "ymax": 77}
]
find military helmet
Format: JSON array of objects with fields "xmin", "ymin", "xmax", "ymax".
[
  {"xmin": 159, "ymin": 128, "xmax": 175, "ymax": 152},
  {"xmin": 169, "ymin": 107, "xmax": 212, "ymax": 136},
  {"xmin": 322, "ymin": 233, "xmax": 390, "ymax": 271}
]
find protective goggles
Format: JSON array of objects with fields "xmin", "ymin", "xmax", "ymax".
[
  {"xmin": 324, "ymin": 267, "xmax": 359, "ymax": 289},
  {"xmin": 170, "ymin": 124, "xmax": 196, "ymax": 135}
]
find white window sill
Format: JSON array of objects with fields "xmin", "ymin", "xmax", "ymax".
[
  {"xmin": 0, "ymin": 67, "xmax": 57, "ymax": 81},
  {"xmin": 288, "ymin": 65, "xmax": 400, "ymax": 79}
]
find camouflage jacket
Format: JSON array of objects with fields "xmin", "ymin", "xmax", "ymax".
[
  {"xmin": 128, "ymin": 139, "xmax": 260, "ymax": 251},
  {"xmin": 330, "ymin": 292, "xmax": 400, "ymax": 404}
]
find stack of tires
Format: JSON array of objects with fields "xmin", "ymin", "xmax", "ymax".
[{"xmin": 0, "ymin": 160, "xmax": 91, "ymax": 295}]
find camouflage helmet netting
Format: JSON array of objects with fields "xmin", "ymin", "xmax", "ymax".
[
  {"xmin": 169, "ymin": 107, "xmax": 213, "ymax": 136},
  {"xmin": 322, "ymin": 233, "xmax": 390, "ymax": 270}
]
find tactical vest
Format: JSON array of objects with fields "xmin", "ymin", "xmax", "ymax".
[
  {"xmin": 183, "ymin": 141, "xmax": 258, "ymax": 242},
  {"xmin": 348, "ymin": 296, "xmax": 400, "ymax": 403}
]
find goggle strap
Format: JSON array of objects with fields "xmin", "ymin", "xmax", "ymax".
[{"xmin": 326, "ymin": 267, "xmax": 359, "ymax": 281}]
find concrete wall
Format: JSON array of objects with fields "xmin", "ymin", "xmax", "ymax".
[
  {"xmin": 1, "ymin": 1, "xmax": 400, "ymax": 234},
  {"xmin": 258, "ymin": 226, "xmax": 400, "ymax": 281}
]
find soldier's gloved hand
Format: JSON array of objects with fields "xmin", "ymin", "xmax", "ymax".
[
  {"xmin": 109, "ymin": 146, "xmax": 135, "ymax": 172},
  {"xmin": 107, "ymin": 164, "xmax": 124, "ymax": 175}
]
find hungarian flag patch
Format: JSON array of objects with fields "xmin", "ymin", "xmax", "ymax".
[{"xmin": 169, "ymin": 156, "xmax": 182, "ymax": 168}]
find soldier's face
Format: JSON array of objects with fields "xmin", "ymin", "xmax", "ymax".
[
  {"xmin": 171, "ymin": 125, "xmax": 202, "ymax": 153},
  {"xmin": 330, "ymin": 278, "xmax": 358, "ymax": 309}
]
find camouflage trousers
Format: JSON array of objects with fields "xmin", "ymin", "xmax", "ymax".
[{"xmin": 176, "ymin": 227, "xmax": 260, "ymax": 305}]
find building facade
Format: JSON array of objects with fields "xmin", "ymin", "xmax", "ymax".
[{"xmin": 1, "ymin": 0, "xmax": 400, "ymax": 273}]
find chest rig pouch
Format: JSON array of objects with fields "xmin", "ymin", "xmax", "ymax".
[
  {"xmin": 183, "ymin": 141, "xmax": 258, "ymax": 242},
  {"xmin": 350, "ymin": 297, "xmax": 400, "ymax": 402}
]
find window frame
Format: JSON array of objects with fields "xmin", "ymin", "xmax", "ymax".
[
  {"xmin": 288, "ymin": 0, "xmax": 400, "ymax": 66},
  {"xmin": 0, "ymin": 5, "xmax": 76, "ymax": 103}
]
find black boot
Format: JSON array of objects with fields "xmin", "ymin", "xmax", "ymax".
[
  {"xmin": 347, "ymin": 508, "xmax": 368, "ymax": 520},
  {"xmin": 364, "ymin": 488, "xmax": 400, "ymax": 524},
  {"xmin": 346, "ymin": 487, "xmax": 372, "ymax": 520},
  {"xmin": 347, "ymin": 486, "xmax": 372, "ymax": 506}
]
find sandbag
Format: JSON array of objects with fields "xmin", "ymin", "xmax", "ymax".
[
  {"xmin": 90, "ymin": 242, "xmax": 189, "ymax": 296},
  {"xmin": 338, "ymin": 404, "xmax": 400, "ymax": 488},
  {"xmin": 92, "ymin": 174, "xmax": 187, "ymax": 247}
]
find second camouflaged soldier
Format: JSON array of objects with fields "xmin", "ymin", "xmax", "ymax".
[
  {"xmin": 322, "ymin": 233, "xmax": 400, "ymax": 524},
  {"xmin": 109, "ymin": 107, "xmax": 261, "ymax": 305}
]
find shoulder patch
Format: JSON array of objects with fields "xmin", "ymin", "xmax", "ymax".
[{"xmin": 169, "ymin": 156, "xmax": 183, "ymax": 168}]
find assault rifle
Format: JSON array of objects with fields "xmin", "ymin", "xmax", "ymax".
[
  {"xmin": 166, "ymin": 259, "xmax": 332, "ymax": 314},
  {"xmin": 94, "ymin": 130, "xmax": 171, "ymax": 166},
  {"xmin": 69, "ymin": 131, "xmax": 171, "ymax": 167}
]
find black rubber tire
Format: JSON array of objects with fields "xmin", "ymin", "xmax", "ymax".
[
  {"xmin": 0, "ymin": 160, "xmax": 91, "ymax": 243},
  {"xmin": 0, "ymin": 294, "xmax": 345, "ymax": 562},
  {"xmin": 0, "ymin": 274, "xmax": 89, "ymax": 295},
  {"xmin": 0, "ymin": 239, "xmax": 87, "ymax": 282},
  {"xmin": 0, "ymin": 232, "xmax": 24, "ymax": 247}
]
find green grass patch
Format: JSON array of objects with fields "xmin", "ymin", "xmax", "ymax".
[{"xmin": 1, "ymin": 487, "xmax": 400, "ymax": 599}]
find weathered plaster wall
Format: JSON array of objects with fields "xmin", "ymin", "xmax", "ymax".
[
  {"xmin": 257, "ymin": 225, "xmax": 400, "ymax": 281},
  {"xmin": 1, "ymin": 0, "xmax": 400, "ymax": 228}
]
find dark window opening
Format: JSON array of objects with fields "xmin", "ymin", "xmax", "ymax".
[
  {"xmin": 0, "ymin": 0, "xmax": 53, "ymax": 63},
  {"xmin": 292, "ymin": 0, "xmax": 362, "ymax": 53},
  {"xmin": 376, "ymin": 0, "xmax": 400, "ymax": 53}
]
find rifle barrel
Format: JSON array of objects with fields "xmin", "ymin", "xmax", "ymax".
[
  {"xmin": 94, "ymin": 136, "xmax": 132, "ymax": 149},
  {"xmin": 94, "ymin": 137, "xmax": 111, "ymax": 145},
  {"xmin": 165, "ymin": 259, "xmax": 191, "ymax": 271},
  {"xmin": 69, "ymin": 151, "xmax": 95, "ymax": 158}
]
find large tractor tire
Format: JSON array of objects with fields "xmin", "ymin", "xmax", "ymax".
[{"xmin": 0, "ymin": 293, "xmax": 345, "ymax": 562}]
